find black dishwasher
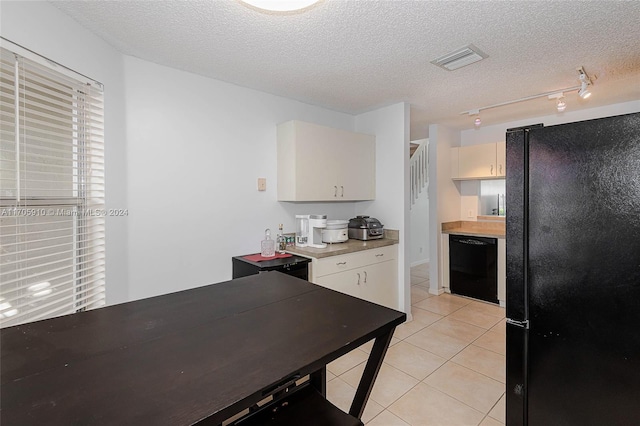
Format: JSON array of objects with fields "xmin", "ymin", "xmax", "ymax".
[
  {"xmin": 232, "ymin": 255, "xmax": 310, "ymax": 280},
  {"xmin": 449, "ymin": 234, "xmax": 498, "ymax": 304}
]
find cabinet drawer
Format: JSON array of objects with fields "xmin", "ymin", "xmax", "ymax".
[{"xmin": 313, "ymin": 245, "xmax": 397, "ymax": 278}]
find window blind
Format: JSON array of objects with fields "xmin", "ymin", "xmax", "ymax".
[{"xmin": 0, "ymin": 45, "xmax": 105, "ymax": 327}]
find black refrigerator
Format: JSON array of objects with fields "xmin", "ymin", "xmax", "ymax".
[{"xmin": 505, "ymin": 112, "xmax": 640, "ymax": 425}]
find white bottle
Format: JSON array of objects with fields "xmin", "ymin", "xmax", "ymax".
[{"xmin": 277, "ymin": 224, "xmax": 286, "ymax": 254}]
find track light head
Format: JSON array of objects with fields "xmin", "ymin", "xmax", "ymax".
[
  {"xmin": 548, "ymin": 92, "xmax": 566, "ymax": 112},
  {"xmin": 468, "ymin": 109, "xmax": 481, "ymax": 127},
  {"xmin": 578, "ymin": 80, "xmax": 591, "ymax": 99},
  {"xmin": 577, "ymin": 68, "xmax": 592, "ymax": 99}
]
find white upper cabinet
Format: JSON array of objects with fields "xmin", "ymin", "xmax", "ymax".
[
  {"xmin": 496, "ymin": 141, "xmax": 506, "ymax": 177},
  {"xmin": 451, "ymin": 141, "xmax": 505, "ymax": 180},
  {"xmin": 277, "ymin": 120, "xmax": 375, "ymax": 201}
]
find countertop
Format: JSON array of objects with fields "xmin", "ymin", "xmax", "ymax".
[
  {"xmin": 442, "ymin": 220, "xmax": 505, "ymax": 239},
  {"xmin": 286, "ymin": 237, "xmax": 398, "ymax": 259}
]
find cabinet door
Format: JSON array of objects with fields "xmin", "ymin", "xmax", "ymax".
[
  {"xmin": 362, "ymin": 260, "xmax": 398, "ymax": 309},
  {"xmin": 293, "ymin": 123, "xmax": 341, "ymax": 201},
  {"xmin": 450, "ymin": 147, "xmax": 460, "ymax": 179},
  {"xmin": 496, "ymin": 141, "xmax": 506, "ymax": 177},
  {"xmin": 315, "ymin": 270, "xmax": 359, "ymax": 299},
  {"xmin": 339, "ymin": 133, "xmax": 375, "ymax": 200},
  {"xmin": 277, "ymin": 120, "xmax": 375, "ymax": 201},
  {"xmin": 458, "ymin": 143, "xmax": 497, "ymax": 179}
]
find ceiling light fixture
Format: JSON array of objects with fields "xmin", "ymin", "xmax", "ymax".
[
  {"xmin": 461, "ymin": 66, "xmax": 594, "ymax": 123},
  {"xmin": 239, "ymin": 0, "xmax": 321, "ymax": 12},
  {"xmin": 467, "ymin": 109, "xmax": 481, "ymax": 127},
  {"xmin": 578, "ymin": 71, "xmax": 592, "ymax": 99},
  {"xmin": 548, "ymin": 92, "xmax": 567, "ymax": 112}
]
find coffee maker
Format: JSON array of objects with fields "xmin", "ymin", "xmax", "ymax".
[
  {"xmin": 295, "ymin": 215, "xmax": 309, "ymax": 247},
  {"xmin": 307, "ymin": 214, "xmax": 327, "ymax": 248}
]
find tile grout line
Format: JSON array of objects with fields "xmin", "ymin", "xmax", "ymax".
[{"xmin": 351, "ymin": 278, "xmax": 506, "ymax": 425}]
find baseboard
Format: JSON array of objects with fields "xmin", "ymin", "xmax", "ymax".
[{"xmin": 428, "ymin": 287, "xmax": 445, "ymax": 296}]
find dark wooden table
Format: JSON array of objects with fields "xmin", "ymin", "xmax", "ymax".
[{"xmin": 1, "ymin": 272, "xmax": 405, "ymax": 425}]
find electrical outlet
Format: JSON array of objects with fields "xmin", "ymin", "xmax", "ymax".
[{"xmin": 257, "ymin": 178, "xmax": 266, "ymax": 191}]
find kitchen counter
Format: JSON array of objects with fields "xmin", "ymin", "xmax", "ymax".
[
  {"xmin": 442, "ymin": 220, "xmax": 505, "ymax": 239},
  {"xmin": 286, "ymin": 234, "xmax": 398, "ymax": 259}
]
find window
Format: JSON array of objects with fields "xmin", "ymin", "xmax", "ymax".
[{"xmin": 0, "ymin": 43, "xmax": 105, "ymax": 327}]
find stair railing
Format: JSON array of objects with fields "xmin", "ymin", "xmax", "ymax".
[{"xmin": 410, "ymin": 139, "xmax": 429, "ymax": 209}]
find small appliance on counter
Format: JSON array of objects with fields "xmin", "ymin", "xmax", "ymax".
[
  {"xmin": 322, "ymin": 220, "xmax": 349, "ymax": 243},
  {"xmin": 308, "ymin": 214, "xmax": 327, "ymax": 248},
  {"xmin": 295, "ymin": 214, "xmax": 309, "ymax": 247},
  {"xmin": 348, "ymin": 216, "xmax": 384, "ymax": 240}
]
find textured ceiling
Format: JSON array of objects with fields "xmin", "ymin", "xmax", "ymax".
[{"xmin": 51, "ymin": 0, "xmax": 640, "ymax": 133}]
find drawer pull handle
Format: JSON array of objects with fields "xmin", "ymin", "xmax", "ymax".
[
  {"xmin": 336, "ymin": 261, "xmax": 347, "ymax": 265},
  {"xmin": 375, "ymin": 254, "xmax": 384, "ymax": 257},
  {"xmin": 357, "ymin": 273, "xmax": 361, "ymax": 285},
  {"xmin": 334, "ymin": 186, "xmax": 338, "ymax": 197}
]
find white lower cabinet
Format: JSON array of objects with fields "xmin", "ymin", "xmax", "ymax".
[{"xmin": 310, "ymin": 246, "xmax": 398, "ymax": 310}]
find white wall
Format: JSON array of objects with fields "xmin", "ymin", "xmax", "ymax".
[
  {"xmin": 0, "ymin": 1, "xmax": 367, "ymax": 303},
  {"xmin": 427, "ymin": 124, "xmax": 461, "ymax": 295},
  {"xmin": 409, "ymin": 139, "xmax": 429, "ymax": 266},
  {"xmin": 355, "ymin": 103, "xmax": 411, "ymax": 314},
  {"xmin": 1, "ymin": 1, "xmax": 130, "ymax": 305},
  {"xmin": 123, "ymin": 56, "xmax": 362, "ymax": 300}
]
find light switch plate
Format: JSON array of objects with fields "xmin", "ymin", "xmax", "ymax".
[{"xmin": 257, "ymin": 178, "xmax": 266, "ymax": 191}]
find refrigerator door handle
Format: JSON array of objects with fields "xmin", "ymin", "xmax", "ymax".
[{"xmin": 507, "ymin": 318, "xmax": 530, "ymax": 329}]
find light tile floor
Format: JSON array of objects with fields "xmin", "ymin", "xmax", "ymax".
[{"xmin": 326, "ymin": 263, "xmax": 506, "ymax": 425}]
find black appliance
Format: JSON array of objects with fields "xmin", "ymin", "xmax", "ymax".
[
  {"xmin": 348, "ymin": 216, "xmax": 384, "ymax": 240},
  {"xmin": 506, "ymin": 112, "xmax": 640, "ymax": 425},
  {"xmin": 232, "ymin": 255, "xmax": 310, "ymax": 280},
  {"xmin": 449, "ymin": 235, "xmax": 498, "ymax": 304}
]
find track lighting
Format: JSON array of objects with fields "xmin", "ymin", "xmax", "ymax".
[
  {"xmin": 460, "ymin": 66, "xmax": 594, "ymax": 124},
  {"xmin": 578, "ymin": 75, "xmax": 591, "ymax": 99},
  {"xmin": 557, "ymin": 98, "xmax": 566, "ymax": 112},
  {"xmin": 577, "ymin": 67, "xmax": 593, "ymax": 99},
  {"xmin": 468, "ymin": 109, "xmax": 481, "ymax": 127},
  {"xmin": 548, "ymin": 92, "xmax": 566, "ymax": 112}
]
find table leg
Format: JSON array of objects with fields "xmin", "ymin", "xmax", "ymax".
[
  {"xmin": 310, "ymin": 366, "xmax": 327, "ymax": 397},
  {"xmin": 348, "ymin": 327, "xmax": 395, "ymax": 419}
]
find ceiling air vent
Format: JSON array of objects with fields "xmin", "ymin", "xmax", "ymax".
[{"xmin": 431, "ymin": 44, "xmax": 488, "ymax": 71}]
